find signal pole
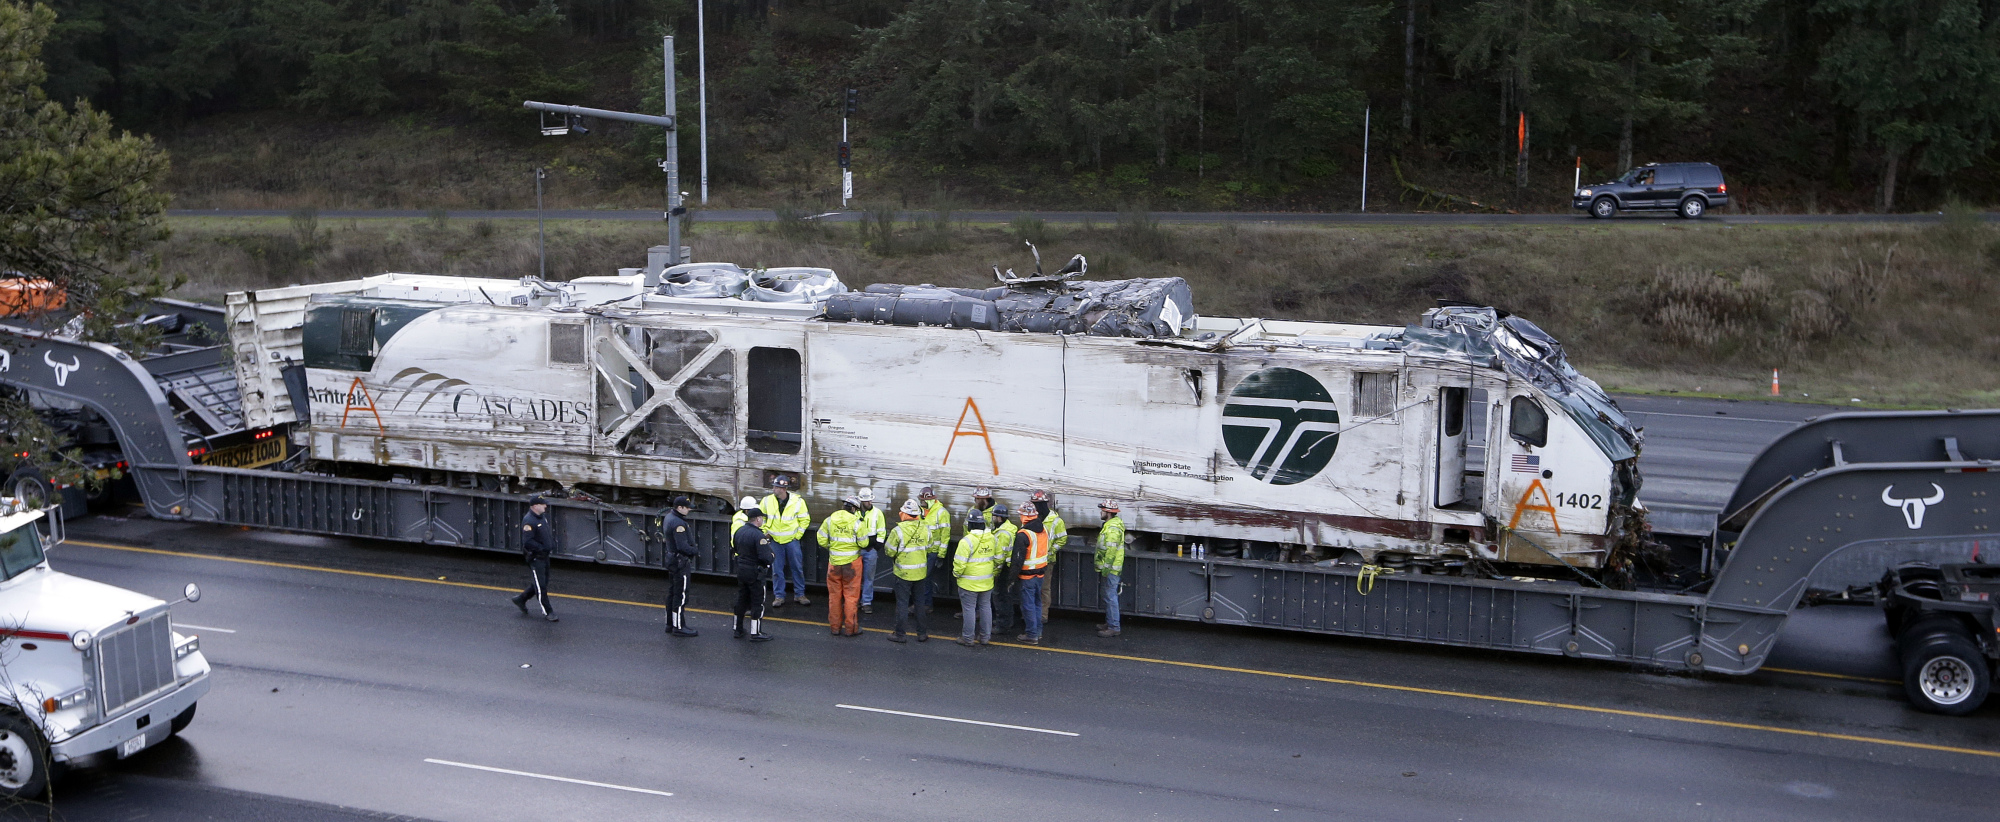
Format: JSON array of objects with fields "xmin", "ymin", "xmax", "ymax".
[
  {"xmin": 663, "ymin": 36, "xmax": 682, "ymax": 261},
  {"xmin": 523, "ymin": 39, "xmax": 686, "ymax": 263},
  {"xmin": 840, "ymin": 88, "xmax": 856, "ymax": 208}
]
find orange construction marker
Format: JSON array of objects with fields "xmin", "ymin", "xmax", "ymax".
[{"xmin": 1770, "ymin": 369, "xmax": 1780, "ymax": 396}]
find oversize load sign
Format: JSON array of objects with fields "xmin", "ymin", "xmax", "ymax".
[{"xmin": 1221, "ymin": 367, "xmax": 1339, "ymax": 485}]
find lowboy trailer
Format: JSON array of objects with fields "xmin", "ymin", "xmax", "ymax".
[{"xmin": 2, "ymin": 263, "xmax": 1996, "ymax": 713}]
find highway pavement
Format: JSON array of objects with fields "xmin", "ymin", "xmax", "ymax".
[
  {"xmin": 36, "ymin": 499, "xmax": 2000, "ymax": 821},
  {"xmin": 169, "ymin": 207, "xmax": 1995, "ymax": 226},
  {"xmin": 32, "ymin": 393, "xmax": 1996, "ymax": 821}
]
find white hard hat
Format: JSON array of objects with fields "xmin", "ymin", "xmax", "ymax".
[
  {"xmin": 739, "ymin": 496, "xmax": 758, "ymax": 510},
  {"xmin": 858, "ymin": 488, "xmax": 875, "ymax": 502},
  {"xmin": 900, "ymin": 499, "xmax": 922, "ymax": 516}
]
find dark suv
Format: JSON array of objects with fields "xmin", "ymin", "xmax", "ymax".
[{"xmin": 1572, "ymin": 162, "xmax": 1728, "ymax": 219}]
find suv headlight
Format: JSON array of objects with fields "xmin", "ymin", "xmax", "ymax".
[
  {"xmin": 1578, "ymin": 189, "xmax": 1592, "ymax": 197},
  {"xmin": 41, "ymin": 687, "xmax": 89, "ymax": 713},
  {"xmin": 175, "ymin": 635, "xmax": 200, "ymax": 660}
]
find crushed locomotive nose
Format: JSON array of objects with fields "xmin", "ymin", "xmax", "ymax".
[{"xmin": 226, "ymin": 245, "xmax": 1645, "ymax": 579}]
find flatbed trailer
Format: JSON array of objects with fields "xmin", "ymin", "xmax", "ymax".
[{"xmin": 4, "ymin": 304, "xmax": 1997, "ymax": 703}]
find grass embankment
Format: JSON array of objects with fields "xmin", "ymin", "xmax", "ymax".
[
  {"xmin": 166, "ymin": 212, "xmax": 2000, "ymax": 407},
  {"xmin": 162, "ymin": 113, "xmax": 1802, "ymax": 215}
]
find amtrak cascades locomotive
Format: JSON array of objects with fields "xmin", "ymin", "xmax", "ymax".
[{"xmin": 227, "ymin": 251, "xmax": 1646, "ymax": 579}]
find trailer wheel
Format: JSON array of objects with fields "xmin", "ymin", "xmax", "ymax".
[
  {"xmin": 0, "ymin": 711, "xmax": 49, "ymax": 799},
  {"xmin": 1900, "ymin": 625, "xmax": 1991, "ymax": 715}
]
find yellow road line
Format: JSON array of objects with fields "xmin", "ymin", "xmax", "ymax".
[
  {"xmin": 1763, "ymin": 666, "xmax": 1901, "ymax": 686},
  {"xmin": 71, "ymin": 539, "xmax": 1999, "ymax": 761}
]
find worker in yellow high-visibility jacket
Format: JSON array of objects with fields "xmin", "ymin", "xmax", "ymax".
[
  {"xmin": 760, "ymin": 476, "xmax": 811, "ymax": 608},
  {"xmin": 884, "ymin": 498, "xmax": 932, "ymax": 643},
  {"xmin": 817, "ymin": 496, "xmax": 865, "ymax": 636},
  {"xmin": 952, "ymin": 509, "xmax": 1002, "ymax": 647}
]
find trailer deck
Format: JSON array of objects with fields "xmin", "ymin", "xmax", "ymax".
[{"xmin": 3, "ymin": 303, "xmax": 1996, "ymax": 678}]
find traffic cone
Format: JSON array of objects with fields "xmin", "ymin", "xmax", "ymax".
[{"xmin": 1770, "ymin": 369, "xmax": 1780, "ymax": 396}]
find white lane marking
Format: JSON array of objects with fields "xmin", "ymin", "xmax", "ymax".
[
  {"xmin": 423, "ymin": 759, "xmax": 674, "ymax": 797},
  {"xmin": 1629, "ymin": 411, "xmax": 1798, "ymax": 424},
  {"xmin": 836, "ymin": 704, "xmax": 1079, "ymax": 737},
  {"xmin": 174, "ymin": 623, "xmax": 237, "ymax": 634}
]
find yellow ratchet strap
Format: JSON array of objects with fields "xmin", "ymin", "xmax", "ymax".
[{"xmin": 1357, "ymin": 563, "xmax": 1380, "ymax": 595}]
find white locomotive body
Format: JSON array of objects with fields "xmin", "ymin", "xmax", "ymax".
[{"xmin": 228, "ymin": 258, "xmax": 1642, "ymax": 570}]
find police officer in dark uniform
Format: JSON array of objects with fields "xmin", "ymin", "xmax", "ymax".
[
  {"xmin": 510, "ymin": 495, "xmax": 559, "ymax": 622},
  {"xmin": 662, "ymin": 495, "xmax": 700, "ymax": 638},
  {"xmin": 732, "ymin": 508, "xmax": 775, "ymax": 641}
]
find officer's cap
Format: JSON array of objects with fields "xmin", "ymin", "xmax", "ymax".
[
  {"xmin": 528, "ymin": 495, "xmax": 552, "ymax": 507},
  {"xmin": 745, "ymin": 508, "xmax": 768, "ymax": 520},
  {"xmin": 671, "ymin": 495, "xmax": 692, "ymax": 508}
]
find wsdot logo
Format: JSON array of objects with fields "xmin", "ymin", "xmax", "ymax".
[{"xmin": 1221, "ymin": 368, "xmax": 1339, "ymax": 486}]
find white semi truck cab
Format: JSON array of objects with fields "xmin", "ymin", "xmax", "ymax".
[{"xmin": 0, "ymin": 498, "xmax": 209, "ymax": 797}]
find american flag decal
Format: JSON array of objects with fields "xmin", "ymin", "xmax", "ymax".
[{"xmin": 1510, "ymin": 454, "xmax": 1541, "ymax": 473}]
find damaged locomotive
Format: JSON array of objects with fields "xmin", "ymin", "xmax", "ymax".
[{"xmin": 225, "ymin": 247, "xmax": 1646, "ymax": 579}]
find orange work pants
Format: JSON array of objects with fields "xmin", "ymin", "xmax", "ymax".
[{"xmin": 827, "ymin": 562, "xmax": 862, "ymax": 635}]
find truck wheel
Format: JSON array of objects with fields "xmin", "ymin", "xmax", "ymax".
[
  {"xmin": 0, "ymin": 711, "xmax": 49, "ymax": 799},
  {"xmin": 1590, "ymin": 197, "xmax": 1617, "ymax": 219},
  {"xmin": 170, "ymin": 703, "xmax": 197, "ymax": 735},
  {"xmin": 4, "ymin": 469, "xmax": 47, "ymax": 512},
  {"xmin": 1901, "ymin": 627, "xmax": 1991, "ymax": 715},
  {"xmin": 1677, "ymin": 196, "xmax": 1706, "ymax": 219}
]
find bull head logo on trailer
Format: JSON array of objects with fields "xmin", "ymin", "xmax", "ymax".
[
  {"xmin": 1881, "ymin": 483, "xmax": 1945, "ymax": 529},
  {"xmin": 43, "ymin": 350, "xmax": 79, "ymax": 387}
]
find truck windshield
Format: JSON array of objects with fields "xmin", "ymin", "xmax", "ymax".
[{"xmin": 0, "ymin": 525, "xmax": 45, "ymax": 580}]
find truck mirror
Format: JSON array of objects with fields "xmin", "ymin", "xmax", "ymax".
[{"xmin": 184, "ymin": 582, "xmax": 202, "ymax": 603}]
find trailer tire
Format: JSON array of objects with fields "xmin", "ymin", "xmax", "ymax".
[
  {"xmin": 0, "ymin": 710, "xmax": 50, "ymax": 799},
  {"xmin": 1900, "ymin": 626, "xmax": 1990, "ymax": 715}
]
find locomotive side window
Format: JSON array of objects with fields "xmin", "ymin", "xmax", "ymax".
[
  {"xmin": 747, "ymin": 347, "xmax": 803, "ymax": 454},
  {"xmin": 1354, "ymin": 372, "xmax": 1396, "ymax": 417},
  {"xmin": 1509, "ymin": 396, "xmax": 1548, "ymax": 448}
]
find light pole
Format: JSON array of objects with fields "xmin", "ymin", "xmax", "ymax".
[{"xmin": 698, "ymin": 0, "xmax": 709, "ymax": 205}]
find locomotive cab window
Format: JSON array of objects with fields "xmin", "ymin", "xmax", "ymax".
[
  {"xmin": 747, "ymin": 347, "xmax": 802, "ymax": 454},
  {"xmin": 1509, "ymin": 396, "xmax": 1548, "ymax": 448}
]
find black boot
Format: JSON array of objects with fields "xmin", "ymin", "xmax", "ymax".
[
  {"xmin": 733, "ymin": 616, "xmax": 746, "ymax": 639},
  {"xmin": 511, "ymin": 593, "xmax": 529, "ymax": 614}
]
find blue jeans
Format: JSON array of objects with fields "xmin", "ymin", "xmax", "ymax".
[
  {"xmin": 770, "ymin": 539, "xmax": 807, "ymax": 599},
  {"xmin": 860, "ymin": 548, "xmax": 879, "ymax": 605},
  {"xmin": 1102, "ymin": 573, "xmax": 1121, "ymax": 630},
  {"xmin": 1020, "ymin": 576, "xmax": 1044, "ymax": 639}
]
